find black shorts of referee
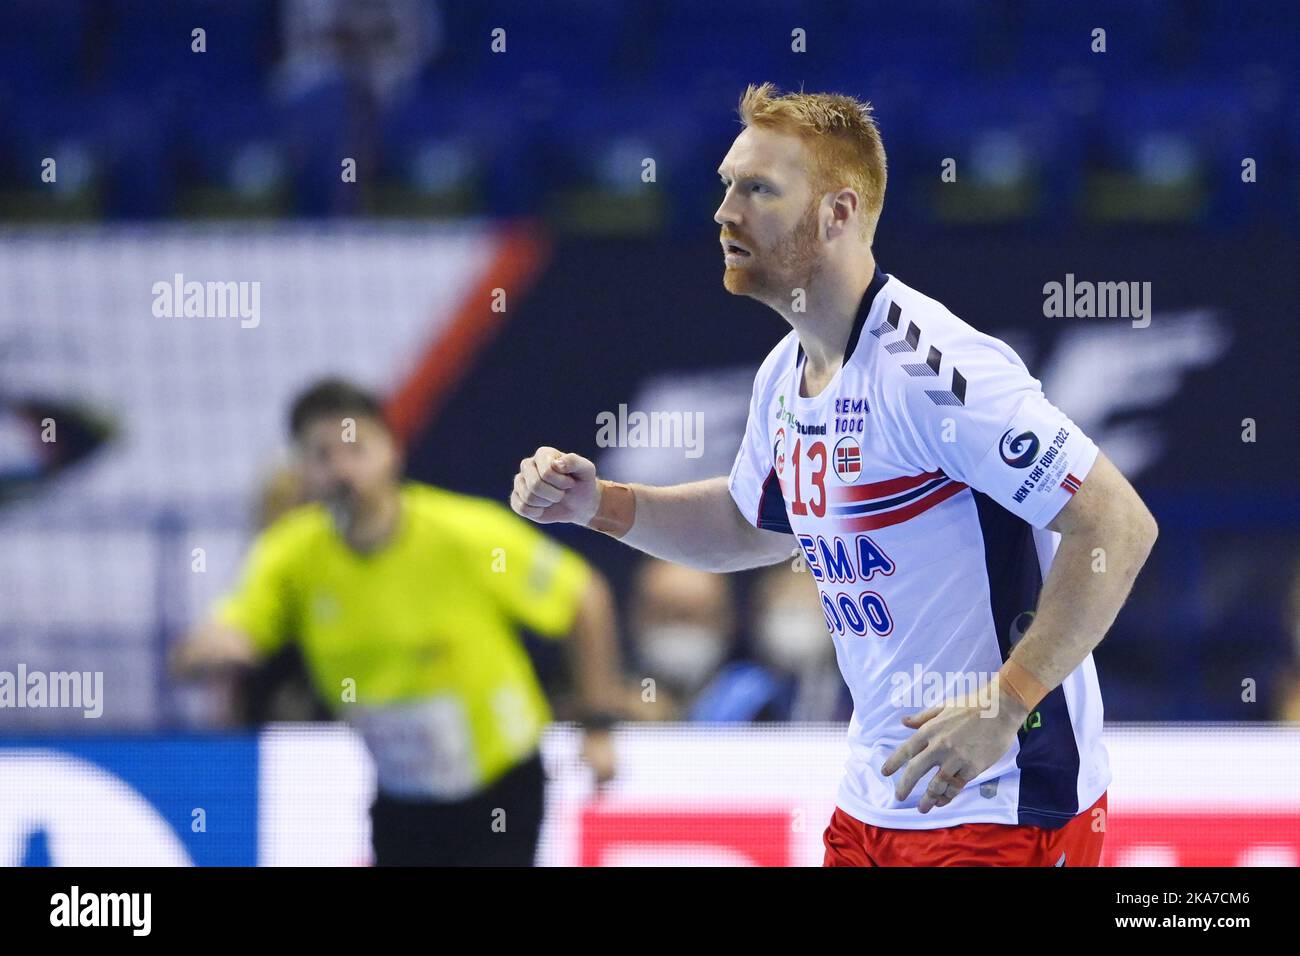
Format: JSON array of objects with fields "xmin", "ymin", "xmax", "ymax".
[{"xmin": 369, "ymin": 751, "xmax": 547, "ymax": 866}]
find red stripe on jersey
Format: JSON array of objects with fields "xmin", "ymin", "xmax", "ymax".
[
  {"xmin": 840, "ymin": 479, "xmax": 968, "ymax": 531},
  {"xmin": 833, "ymin": 468, "xmax": 946, "ymax": 502}
]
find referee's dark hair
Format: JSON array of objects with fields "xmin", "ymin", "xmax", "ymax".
[{"xmin": 288, "ymin": 377, "xmax": 388, "ymax": 439}]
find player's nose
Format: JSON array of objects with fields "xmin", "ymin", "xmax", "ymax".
[{"xmin": 714, "ymin": 193, "xmax": 739, "ymax": 227}]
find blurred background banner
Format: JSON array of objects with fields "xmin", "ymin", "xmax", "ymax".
[
  {"xmin": 2, "ymin": 0, "xmax": 1299, "ymax": 865},
  {"xmin": 0, "ymin": 735, "xmax": 257, "ymax": 865},
  {"xmin": 2, "ymin": 724, "xmax": 1297, "ymax": 867}
]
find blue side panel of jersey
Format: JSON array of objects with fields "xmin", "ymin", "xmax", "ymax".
[
  {"xmin": 757, "ymin": 466, "xmax": 793, "ymax": 534},
  {"xmin": 972, "ymin": 490, "xmax": 1082, "ymax": 830}
]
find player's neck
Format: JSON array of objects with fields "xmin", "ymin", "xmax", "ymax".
[
  {"xmin": 337, "ymin": 485, "xmax": 403, "ymax": 554},
  {"xmin": 783, "ymin": 255, "xmax": 876, "ymax": 388}
]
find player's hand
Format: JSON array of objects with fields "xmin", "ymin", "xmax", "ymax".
[
  {"xmin": 170, "ymin": 621, "xmax": 258, "ymax": 678},
  {"xmin": 880, "ymin": 681, "xmax": 1028, "ymax": 813},
  {"xmin": 580, "ymin": 727, "xmax": 617, "ymax": 787},
  {"xmin": 511, "ymin": 446, "xmax": 600, "ymax": 526}
]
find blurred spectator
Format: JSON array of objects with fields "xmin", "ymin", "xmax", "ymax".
[
  {"xmin": 626, "ymin": 558, "xmax": 737, "ymax": 720},
  {"xmin": 625, "ymin": 558, "xmax": 851, "ymax": 722},
  {"xmin": 688, "ymin": 565, "xmax": 850, "ymax": 723}
]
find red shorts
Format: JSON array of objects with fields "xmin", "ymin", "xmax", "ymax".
[{"xmin": 823, "ymin": 791, "xmax": 1107, "ymax": 867}]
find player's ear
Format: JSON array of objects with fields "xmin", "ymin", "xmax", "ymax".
[
  {"xmin": 388, "ymin": 437, "xmax": 406, "ymax": 480},
  {"xmin": 289, "ymin": 440, "xmax": 309, "ymax": 475},
  {"xmin": 373, "ymin": 420, "xmax": 403, "ymax": 477},
  {"xmin": 829, "ymin": 188, "xmax": 859, "ymax": 237}
]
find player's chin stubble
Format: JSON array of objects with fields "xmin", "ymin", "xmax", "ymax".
[{"xmin": 722, "ymin": 200, "xmax": 821, "ymax": 304}]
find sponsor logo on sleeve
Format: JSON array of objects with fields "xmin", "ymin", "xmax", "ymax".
[
  {"xmin": 999, "ymin": 429, "xmax": 1040, "ymax": 468},
  {"xmin": 1010, "ymin": 427, "xmax": 1074, "ymax": 503}
]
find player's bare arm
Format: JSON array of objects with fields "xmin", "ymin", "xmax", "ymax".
[
  {"xmin": 567, "ymin": 571, "xmax": 629, "ymax": 783},
  {"xmin": 511, "ymin": 446, "xmax": 794, "ymax": 572},
  {"xmin": 170, "ymin": 619, "xmax": 259, "ymax": 677},
  {"xmin": 883, "ymin": 451, "xmax": 1158, "ymax": 812}
]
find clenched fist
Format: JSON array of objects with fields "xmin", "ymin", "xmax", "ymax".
[{"xmin": 511, "ymin": 446, "xmax": 601, "ymax": 526}]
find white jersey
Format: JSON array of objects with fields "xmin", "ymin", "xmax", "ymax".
[{"xmin": 729, "ymin": 266, "xmax": 1109, "ymax": 830}]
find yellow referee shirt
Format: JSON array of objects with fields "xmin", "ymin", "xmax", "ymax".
[{"xmin": 216, "ymin": 482, "xmax": 592, "ymax": 798}]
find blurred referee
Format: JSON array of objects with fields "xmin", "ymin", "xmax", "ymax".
[{"xmin": 174, "ymin": 378, "xmax": 625, "ymax": 866}]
